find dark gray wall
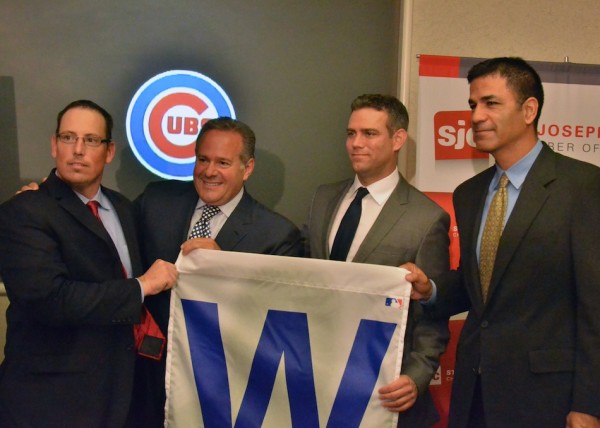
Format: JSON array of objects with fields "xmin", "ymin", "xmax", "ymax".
[{"xmin": 0, "ymin": 0, "xmax": 398, "ymax": 225}]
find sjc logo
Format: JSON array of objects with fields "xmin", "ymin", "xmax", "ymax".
[{"xmin": 126, "ymin": 70, "xmax": 235, "ymax": 180}]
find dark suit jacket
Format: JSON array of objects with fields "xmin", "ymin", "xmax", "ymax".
[
  {"xmin": 433, "ymin": 143, "xmax": 600, "ymax": 427},
  {"xmin": 133, "ymin": 179, "xmax": 303, "ymax": 426},
  {"xmin": 0, "ymin": 171, "xmax": 144, "ymax": 428},
  {"xmin": 305, "ymin": 173, "xmax": 451, "ymax": 427}
]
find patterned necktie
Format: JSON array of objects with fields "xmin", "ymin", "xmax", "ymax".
[
  {"xmin": 479, "ymin": 174, "xmax": 509, "ymax": 302},
  {"xmin": 86, "ymin": 200, "xmax": 166, "ymax": 360},
  {"xmin": 189, "ymin": 205, "xmax": 221, "ymax": 239},
  {"xmin": 330, "ymin": 187, "xmax": 369, "ymax": 261}
]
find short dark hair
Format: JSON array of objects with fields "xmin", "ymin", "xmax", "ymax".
[
  {"xmin": 350, "ymin": 94, "xmax": 409, "ymax": 136},
  {"xmin": 55, "ymin": 99, "xmax": 113, "ymax": 141},
  {"xmin": 195, "ymin": 117, "xmax": 255, "ymax": 163},
  {"xmin": 467, "ymin": 57, "xmax": 544, "ymax": 128}
]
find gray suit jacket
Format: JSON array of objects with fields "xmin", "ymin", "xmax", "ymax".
[
  {"xmin": 434, "ymin": 143, "xmax": 600, "ymax": 427},
  {"xmin": 305, "ymin": 173, "xmax": 451, "ymax": 427}
]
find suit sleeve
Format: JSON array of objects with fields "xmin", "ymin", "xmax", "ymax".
[
  {"xmin": 250, "ymin": 202, "xmax": 304, "ymax": 257},
  {"xmin": 403, "ymin": 208, "xmax": 451, "ymax": 393},
  {"xmin": 264, "ymin": 219, "xmax": 304, "ymax": 257},
  {"xmin": 0, "ymin": 196, "xmax": 142, "ymax": 327},
  {"xmin": 571, "ymin": 170, "xmax": 600, "ymax": 416},
  {"xmin": 429, "ymin": 186, "xmax": 474, "ymax": 319}
]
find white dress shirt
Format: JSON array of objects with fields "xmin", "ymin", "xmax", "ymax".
[
  {"xmin": 187, "ymin": 187, "xmax": 245, "ymax": 238},
  {"xmin": 328, "ymin": 169, "xmax": 399, "ymax": 261}
]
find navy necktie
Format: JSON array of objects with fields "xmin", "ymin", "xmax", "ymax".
[{"xmin": 329, "ymin": 187, "xmax": 369, "ymax": 261}]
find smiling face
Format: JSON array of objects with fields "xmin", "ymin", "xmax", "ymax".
[
  {"xmin": 192, "ymin": 129, "xmax": 254, "ymax": 206},
  {"xmin": 345, "ymin": 108, "xmax": 406, "ymax": 186},
  {"xmin": 51, "ymin": 107, "xmax": 115, "ymax": 198},
  {"xmin": 468, "ymin": 74, "xmax": 538, "ymax": 169}
]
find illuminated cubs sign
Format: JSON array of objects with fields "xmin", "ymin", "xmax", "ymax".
[{"xmin": 126, "ymin": 70, "xmax": 235, "ymax": 180}]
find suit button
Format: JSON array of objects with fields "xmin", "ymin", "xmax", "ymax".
[{"xmin": 481, "ymin": 320, "xmax": 489, "ymax": 328}]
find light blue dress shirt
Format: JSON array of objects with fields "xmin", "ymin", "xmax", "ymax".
[
  {"xmin": 425, "ymin": 141, "xmax": 544, "ymax": 304},
  {"xmin": 475, "ymin": 141, "xmax": 543, "ymax": 262}
]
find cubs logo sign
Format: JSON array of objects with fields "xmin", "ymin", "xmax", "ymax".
[{"xmin": 126, "ymin": 70, "xmax": 235, "ymax": 180}]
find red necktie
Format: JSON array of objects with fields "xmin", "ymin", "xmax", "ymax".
[{"xmin": 87, "ymin": 200, "xmax": 165, "ymax": 360}]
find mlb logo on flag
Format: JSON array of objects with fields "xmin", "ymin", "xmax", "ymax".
[{"xmin": 385, "ymin": 297, "xmax": 403, "ymax": 308}]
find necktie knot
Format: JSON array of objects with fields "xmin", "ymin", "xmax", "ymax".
[
  {"xmin": 353, "ymin": 187, "xmax": 369, "ymax": 204},
  {"xmin": 189, "ymin": 205, "xmax": 221, "ymax": 239},
  {"xmin": 498, "ymin": 174, "xmax": 509, "ymax": 190},
  {"xmin": 86, "ymin": 200, "xmax": 101, "ymax": 221},
  {"xmin": 330, "ymin": 187, "xmax": 369, "ymax": 261},
  {"xmin": 202, "ymin": 204, "xmax": 221, "ymax": 220}
]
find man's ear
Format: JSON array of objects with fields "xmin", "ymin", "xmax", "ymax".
[
  {"xmin": 51, "ymin": 134, "xmax": 58, "ymax": 160},
  {"xmin": 522, "ymin": 97, "xmax": 539, "ymax": 126},
  {"xmin": 243, "ymin": 158, "xmax": 255, "ymax": 181},
  {"xmin": 104, "ymin": 142, "xmax": 116, "ymax": 165},
  {"xmin": 392, "ymin": 128, "xmax": 408, "ymax": 152}
]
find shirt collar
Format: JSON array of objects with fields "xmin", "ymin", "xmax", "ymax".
[
  {"xmin": 351, "ymin": 169, "xmax": 399, "ymax": 205},
  {"xmin": 74, "ymin": 187, "xmax": 110, "ymax": 211},
  {"xmin": 490, "ymin": 140, "xmax": 543, "ymax": 191},
  {"xmin": 197, "ymin": 187, "xmax": 244, "ymax": 218}
]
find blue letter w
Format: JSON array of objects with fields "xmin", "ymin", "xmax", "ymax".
[{"xmin": 181, "ymin": 300, "xmax": 396, "ymax": 428}]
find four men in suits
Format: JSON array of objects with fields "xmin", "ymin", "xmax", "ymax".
[
  {"xmin": 5, "ymin": 58, "xmax": 598, "ymax": 428},
  {"xmin": 0, "ymin": 100, "xmax": 178, "ymax": 427},
  {"xmin": 304, "ymin": 94, "xmax": 451, "ymax": 427},
  {"xmin": 133, "ymin": 117, "xmax": 304, "ymax": 426},
  {"xmin": 407, "ymin": 57, "xmax": 600, "ymax": 427}
]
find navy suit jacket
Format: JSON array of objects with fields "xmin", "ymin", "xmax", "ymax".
[
  {"xmin": 433, "ymin": 143, "xmax": 600, "ymax": 427},
  {"xmin": 133, "ymin": 179, "xmax": 303, "ymax": 426},
  {"xmin": 0, "ymin": 171, "xmax": 144, "ymax": 428},
  {"xmin": 135, "ymin": 180, "xmax": 303, "ymax": 334}
]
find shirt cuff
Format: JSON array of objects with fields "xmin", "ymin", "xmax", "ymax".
[
  {"xmin": 420, "ymin": 279, "xmax": 437, "ymax": 305},
  {"xmin": 136, "ymin": 278, "xmax": 145, "ymax": 303}
]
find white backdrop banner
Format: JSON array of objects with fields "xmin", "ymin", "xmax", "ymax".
[
  {"xmin": 165, "ymin": 250, "xmax": 411, "ymax": 428},
  {"xmin": 416, "ymin": 54, "xmax": 600, "ymax": 192}
]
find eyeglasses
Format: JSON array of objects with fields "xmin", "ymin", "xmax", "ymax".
[{"xmin": 56, "ymin": 133, "xmax": 111, "ymax": 147}]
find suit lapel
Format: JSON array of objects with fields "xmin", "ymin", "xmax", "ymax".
[
  {"xmin": 177, "ymin": 183, "xmax": 201, "ymax": 243},
  {"xmin": 321, "ymin": 183, "xmax": 350, "ymax": 258},
  {"xmin": 45, "ymin": 172, "xmax": 115, "ymax": 246},
  {"xmin": 105, "ymin": 188, "xmax": 143, "ymax": 275},
  {"xmin": 353, "ymin": 174, "xmax": 407, "ymax": 263},
  {"xmin": 487, "ymin": 146, "xmax": 555, "ymax": 302},
  {"xmin": 215, "ymin": 191, "xmax": 253, "ymax": 250},
  {"xmin": 468, "ymin": 169, "xmax": 495, "ymax": 307}
]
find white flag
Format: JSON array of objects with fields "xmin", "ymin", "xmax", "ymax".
[{"xmin": 165, "ymin": 250, "xmax": 410, "ymax": 427}]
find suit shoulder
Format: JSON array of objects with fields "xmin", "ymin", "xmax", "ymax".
[
  {"xmin": 310, "ymin": 179, "xmax": 352, "ymax": 205},
  {"xmin": 405, "ymin": 184, "xmax": 447, "ymax": 212},
  {"xmin": 102, "ymin": 186, "xmax": 132, "ymax": 206},
  {"xmin": 455, "ymin": 166, "xmax": 494, "ymax": 193},
  {"xmin": 245, "ymin": 194, "xmax": 299, "ymax": 231},
  {"xmin": 137, "ymin": 180, "xmax": 196, "ymax": 206},
  {"xmin": 142, "ymin": 179, "xmax": 193, "ymax": 195},
  {"xmin": 553, "ymin": 150, "xmax": 600, "ymax": 176},
  {"xmin": 0, "ymin": 184, "xmax": 54, "ymax": 212},
  {"xmin": 315, "ymin": 179, "xmax": 352, "ymax": 194},
  {"xmin": 0, "ymin": 187, "xmax": 60, "ymax": 233}
]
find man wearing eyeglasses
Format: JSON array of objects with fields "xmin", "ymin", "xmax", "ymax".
[{"xmin": 0, "ymin": 100, "xmax": 178, "ymax": 428}]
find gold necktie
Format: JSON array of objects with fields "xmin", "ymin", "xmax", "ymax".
[{"xmin": 479, "ymin": 174, "xmax": 509, "ymax": 302}]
